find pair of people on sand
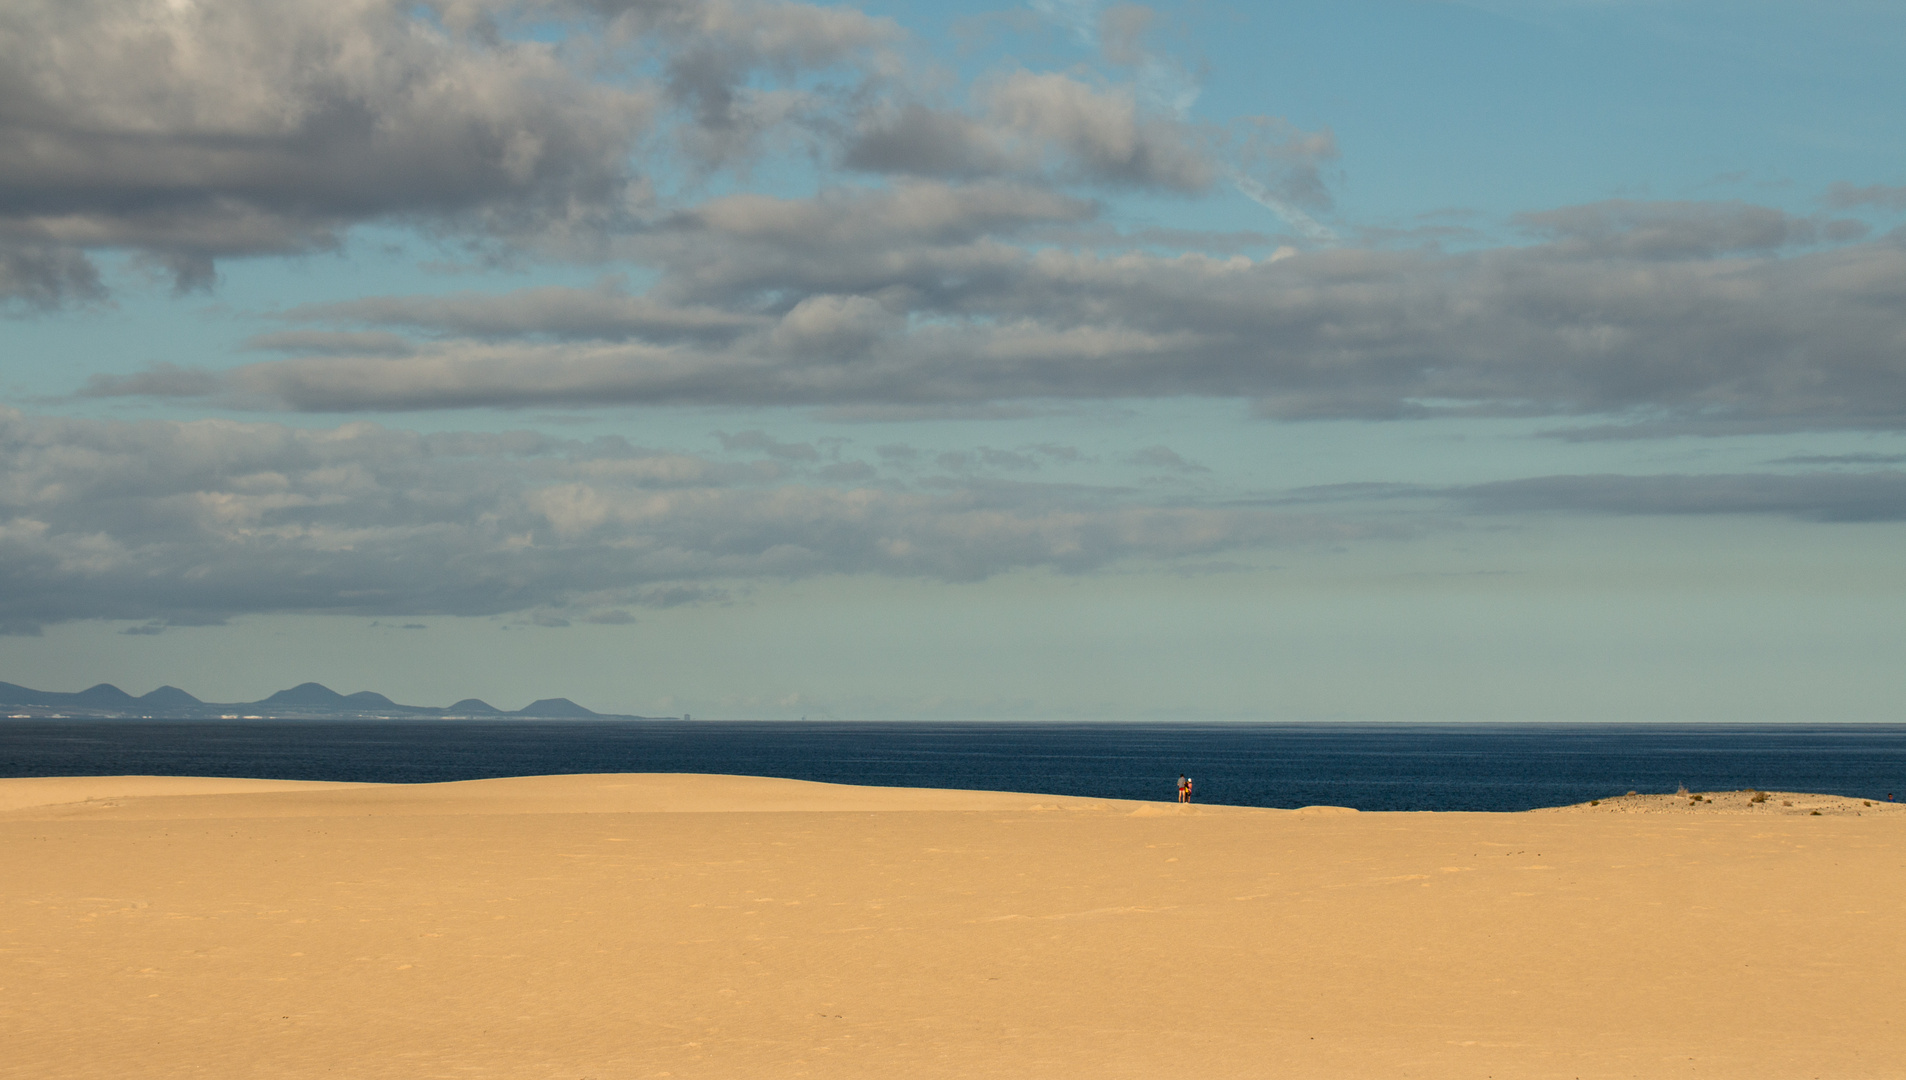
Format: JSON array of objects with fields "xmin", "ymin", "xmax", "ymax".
[{"xmin": 1176, "ymin": 774, "xmax": 1193, "ymax": 803}]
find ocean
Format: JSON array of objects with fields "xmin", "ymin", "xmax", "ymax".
[{"xmin": 4, "ymin": 720, "xmax": 1905, "ymax": 811}]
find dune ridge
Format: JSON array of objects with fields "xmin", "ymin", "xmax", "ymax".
[{"xmin": 5, "ymin": 773, "xmax": 1904, "ymax": 1079}]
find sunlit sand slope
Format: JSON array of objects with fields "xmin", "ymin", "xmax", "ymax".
[{"xmin": 4, "ymin": 774, "xmax": 1903, "ymax": 1079}]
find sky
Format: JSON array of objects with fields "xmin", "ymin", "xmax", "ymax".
[{"xmin": 3, "ymin": 0, "xmax": 1904, "ymax": 721}]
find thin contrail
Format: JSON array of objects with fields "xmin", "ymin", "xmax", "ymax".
[{"xmin": 1232, "ymin": 174, "xmax": 1337, "ymax": 242}]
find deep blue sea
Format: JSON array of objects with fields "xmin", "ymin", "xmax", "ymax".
[{"xmin": 5, "ymin": 721, "xmax": 1906, "ymax": 811}]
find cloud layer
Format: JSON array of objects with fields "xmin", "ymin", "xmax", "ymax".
[
  {"xmin": 23, "ymin": 2, "xmax": 1900, "ymax": 437},
  {"xmin": 2, "ymin": 0, "xmax": 1302, "ymax": 304},
  {"xmin": 93, "ymin": 201, "xmax": 1906, "ymax": 431},
  {"xmin": 0, "ymin": 0, "xmax": 658, "ymax": 295},
  {"xmin": 0, "ymin": 409, "xmax": 1370, "ymax": 632},
  {"xmin": 7, "ymin": 406, "xmax": 1905, "ymax": 632}
]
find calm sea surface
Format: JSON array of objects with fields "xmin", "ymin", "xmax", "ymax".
[{"xmin": 3, "ymin": 721, "xmax": 1904, "ymax": 812}]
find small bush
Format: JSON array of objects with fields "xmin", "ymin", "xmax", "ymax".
[
  {"xmin": 1810, "ymin": 810, "xmax": 1822, "ymax": 816},
  {"xmin": 1589, "ymin": 799, "xmax": 1600, "ymax": 806},
  {"xmin": 1677, "ymin": 784, "xmax": 1690, "ymax": 796},
  {"xmin": 1750, "ymin": 791, "xmax": 1767, "ymax": 803}
]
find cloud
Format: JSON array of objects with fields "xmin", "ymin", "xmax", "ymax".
[
  {"xmin": 12, "ymin": 8, "xmax": 1901, "ymax": 437},
  {"xmin": 1127, "ymin": 445, "xmax": 1208, "ymax": 473},
  {"xmin": 1278, "ymin": 468, "xmax": 1906, "ymax": 524},
  {"xmin": 1453, "ymin": 471, "xmax": 1906, "ymax": 523},
  {"xmin": 0, "ymin": 0, "xmax": 1334, "ymax": 316},
  {"xmin": 1767, "ymin": 452, "xmax": 1906, "ymax": 466},
  {"xmin": 976, "ymin": 71, "xmax": 1213, "ymax": 191},
  {"xmin": 1826, "ymin": 183, "xmax": 1906, "ymax": 212},
  {"xmin": 0, "ymin": 0, "xmax": 666, "ymax": 297},
  {"xmin": 0, "ymin": 0, "xmax": 909, "ymax": 303},
  {"xmin": 610, "ymin": 0, "xmax": 904, "ymax": 171},
  {"xmin": 242, "ymin": 331, "xmax": 420, "ymax": 358},
  {"xmin": 841, "ymin": 73, "xmax": 1327, "ymax": 200},
  {"xmin": 0, "ymin": 244, "xmax": 106, "ymax": 311},
  {"xmin": 0, "ymin": 409, "xmax": 1378, "ymax": 632},
  {"xmin": 276, "ymin": 282, "xmax": 766, "ymax": 345},
  {"xmin": 934, "ymin": 448, "xmax": 1042, "ymax": 472},
  {"xmin": 101, "ymin": 197, "xmax": 1906, "ymax": 433},
  {"xmin": 1513, "ymin": 200, "xmax": 1855, "ymax": 259},
  {"xmin": 715, "ymin": 429, "xmax": 820, "ymax": 460},
  {"xmin": 79, "ymin": 363, "xmax": 224, "ymax": 400},
  {"xmin": 1228, "ymin": 116, "xmax": 1340, "ymax": 238}
]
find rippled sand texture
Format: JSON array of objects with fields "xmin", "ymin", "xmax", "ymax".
[{"xmin": 5, "ymin": 774, "xmax": 1904, "ymax": 1079}]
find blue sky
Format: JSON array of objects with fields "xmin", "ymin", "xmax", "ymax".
[{"xmin": 2, "ymin": 0, "xmax": 1903, "ymax": 720}]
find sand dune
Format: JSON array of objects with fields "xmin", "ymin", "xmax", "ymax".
[{"xmin": 5, "ymin": 775, "xmax": 1904, "ymax": 1079}]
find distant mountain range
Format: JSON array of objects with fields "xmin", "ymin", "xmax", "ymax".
[{"xmin": 0, "ymin": 681, "xmax": 675, "ymax": 720}]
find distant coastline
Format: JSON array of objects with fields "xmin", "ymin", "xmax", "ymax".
[{"xmin": 0, "ymin": 680, "xmax": 675, "ymax": 722}]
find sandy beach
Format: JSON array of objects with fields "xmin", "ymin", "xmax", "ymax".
[{"xmin": 4, "ymin": 774, "xmax": 1904, "ymax": 1079}]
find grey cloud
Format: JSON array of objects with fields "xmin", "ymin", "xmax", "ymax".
[
  {"xmin": 243, "ymin": 331, "xmax": 420, "ymax": 358},
  {"xmin": 1271, "ymin": 481, "xmax": 1427, "ymax": 506},
  {"xmin": 1767, "ymin": 453, "xmax": 1906, "ymax": 466},
  {"xmin": 0, "ymin": 0, "xmax": 913, "ymax": 301},
  {"xmin": 0, "ymin": 0, "xmax": 657, "ymax": 292},
  {"xmin": 715, "ymin": 429, "xmax": 820, "ymax": 460},
  {"xmin": 1127, "ymin": 444, "xmax": 1208, "ymax": 473},
  {"xmin": 1513, "ymin": 200, "xmax": 1833, "ymax": 259},
  {"xmin": 635, "ymin": 584, "xmax": 727, "ymax": 607},
  {"xmin": 1097, "ymin": 4, "xmax": 1155, "ymax": 67},
  {"xmin": 1278, "ymin": 469, "xmax": 1906, "ymax": 524},
  {"xmin": 282, "ymin": 283, "xmax": 767, "ymax": 344},
  {"xmin": 770, "ymin": 293, "xmax": 903, "ymax": 358},
  {"xmin": 1231, "ymin": 116, "xmax": 1339, "ymax": 216},
  {"xmin": 842, "ymin": 104, "xmax": 1013, "ymax": 179},
  {"xmin": 1827, "ymin": 183, "xmax": 1906, "ymax": 212},
  {"xmin": 1122, "ymin": 226, "xmax": 1286, "ymax": 253},
  {"xmin": 1454, "ymin": 471, "xmax": 1906, "ymax": 523},
  {"xmin": 173, "ymin": 205, "xmax": 1906, "ymax": 432},
  {"xmin": 818, "ymin": 461, "xmax": 876, "ymax": 482},
  {"xmin": 843, "ymin": 72, "xmax": 1229, "ymax": 193},
  {"xmin": 0, "ymin": 244, "xmax": 106, "ymax": 310},
  {"xmin": 80, "ymin": 364, "xmax": 224, "ymax": 400},
  {"xmin": 0, "ymin": 409, "xmax": 1370, "ymax": 632},
  {"xmin": 982, "ymin": 71, "xmax": 1211, "ymax": 191},
  {"xmin": 934, "ymin": 448, "xmax": 1041, "ymax": 472},
  {"xmin": 586, "ymin": 0, "xmax": 902, "ymax": 169},
  {"xmin": 671, "ymin": 179, "xmax": 1095, "ymax": 252},
  {"xmin": 818, "ymin": 404, "xmax": 1050, "ymax": 421}
]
